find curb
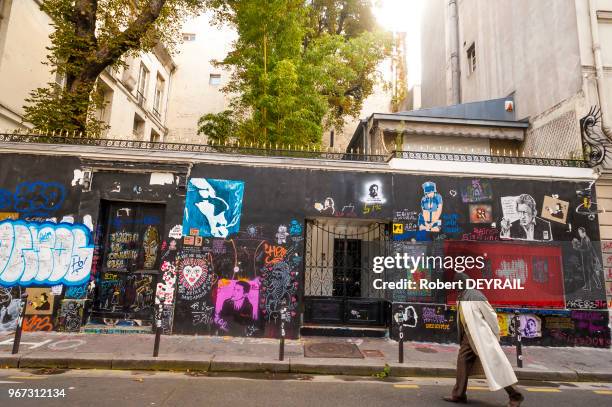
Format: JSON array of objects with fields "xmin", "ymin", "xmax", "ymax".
[
  {"xmin": 18, "ymin": 355, "xmax": 112, "ymax": 370},
  {"xmin": 111, "ymin": 357, "xmax": 212, "ymax": 372},
  {"xmin": 211, "ymin": 357, "xmax": 290, "ymax": 373},
  {"xmin": 289, "ymin": 360, "xmax": 386, "ymax": 376},
  {"xmin": 2, "ymin": 356, "xmax": 611, "ymax": 382},
  {"xmin": 516, "ymin": 369, "xmax": 579, "ymax": 382},
  {"xmin": 0, "ymin": 354, "xmax": 20, "ymax": 368},
  {"xmin": 575, "ymin": 371, "xmax": 612, "ymax": 382}
]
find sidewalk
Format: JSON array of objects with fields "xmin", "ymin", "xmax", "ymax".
[{"xmin": 1, "ymin": 331, "xmax": 611, "ymax": 382}]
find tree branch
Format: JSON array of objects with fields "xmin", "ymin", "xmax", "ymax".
[{"xmin": 90, "ymin": 0, "xmax": 167, "ymax": 78}]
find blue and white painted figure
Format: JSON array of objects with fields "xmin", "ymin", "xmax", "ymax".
[
  {"xmin": 183, "ymin": 178, "xmax": 244, "ymax": 238},
  {"xmin": 418, "ymin": 181, "xmax": 443, "ymax": 232}
]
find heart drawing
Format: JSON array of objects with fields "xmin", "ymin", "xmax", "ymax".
[{"xmin": 182, "ymin": 265, "xmax": 203, "ymax": 287}]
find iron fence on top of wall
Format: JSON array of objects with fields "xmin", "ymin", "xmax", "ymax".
[
  {"xmin": 390, "ymin": 150, "xmax": 589, "ymax": 168},
  {"xmin": 0, "ymin": 132, "xmax": 389, "ymax": 163},
  {"xmin": 0, "ymin": 132, "xmax": 591, "ymax": 167}
]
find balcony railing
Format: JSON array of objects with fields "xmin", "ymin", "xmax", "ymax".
[{"xmin": 136, "ymin": 90, "xmax": 146, "ymax": 107}]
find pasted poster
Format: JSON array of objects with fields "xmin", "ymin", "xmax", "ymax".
[
  {"xmin": 214, "ymin": 278, "xmax": 259, "ymax": 336},
  {"xmin": 183, "ymin": 178, "xmax": 245, "ymax": 238},
  {"xmin": 25, "ymin": 287, "xmax": 54, "ymax": 315},
  {"xmin": 469, "ymin": 204, "xmax": 492, "ymax": 224},
  {"xmin": 541, "ymin": 195, "xmax": 569, "ymax": 224},
  {"xmin": 461, "ymin": 179, "xmax": 493, "ymax": 203},
  {"xmin": 500, "ymin": 194, "xmax": 552, "ymax": 241}
]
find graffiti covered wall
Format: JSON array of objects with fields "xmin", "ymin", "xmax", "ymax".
[{"xmin": 0, "ymin": 152, "xmax": 609, "ymax": 346}]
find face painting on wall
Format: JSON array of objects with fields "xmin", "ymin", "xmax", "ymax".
[
  {"xmin": 362, "ymin": 181, "xmax": 386, "ymax": 205},
  {"xmin": 214, "ymin": 278, "xmax": 259, "ymax": 335},
  {"xmin": 499, "ymin": 194, "xmax": 552, "ymax": 241},
  {"xmin": 183, "ymin": 178, "xmax": 245, "ymax": 238},
  {"xmin": 314, "ymin": 197, "xmax": 336, "ymax": 215}
]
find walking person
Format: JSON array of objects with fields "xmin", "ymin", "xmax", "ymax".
[{"xmin": 443, "ymin": 273, "xmax": 524, "ymax": 406}]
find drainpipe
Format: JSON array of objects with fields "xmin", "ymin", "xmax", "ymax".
[
  {"xmin": 589, "ymin": 0, "xmax": 610, "ymax": 127},
  {"xmin": 448, "ymin": 0, "xmax": 461, "ymax": 105}
]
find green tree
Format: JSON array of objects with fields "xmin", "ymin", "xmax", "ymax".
[
  {"xmin": 197, "ymin": 110, "xmax": 236, "ymax": 144},
  {"xmin": 24, "ymin": 0, "xmax": 202, "ymax": 136},
  {"xmin": 199, "ymin": 0, "xmax": 390, "ymax": 147}
]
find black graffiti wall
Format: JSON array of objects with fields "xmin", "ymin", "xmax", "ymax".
[
  {"xmin": 0, "ymin": 154, "xmax": 84, "ymax": 335},
  {"xmin": 0, "ymin": 151, "xmax": 609, "ymax": 346}
]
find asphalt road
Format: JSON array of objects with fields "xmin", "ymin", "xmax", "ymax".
[{"xmin": 0, "ymin": 368, "xmax": 611, "ymax": 407}]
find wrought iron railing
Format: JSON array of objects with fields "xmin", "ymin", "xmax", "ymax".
[
  {"xmin": 0, "ymin": 132, "xmax": 388, "ymax": 162},
  {"xmin": 0, "ymin": 132, "xmax": 591, "ymax": 167},
  {"xmin": 390, "ymin": 150, "xmax": 589, "ymax": 168}
]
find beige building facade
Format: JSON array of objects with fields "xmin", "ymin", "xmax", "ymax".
[
  {"xmin": 420, "ymin": 0, "xmax": 612, "ymax": 160},
  {"xmin": 164, "ymin": 13, "xmax": 234, "ymax": 144},
  {"xmin": 0, "ymin": 0, "xmax": 175, "ymax": 142},
  {"xmin": 420, "ymin": 0, "xmax": 612, "ymax": 319}
]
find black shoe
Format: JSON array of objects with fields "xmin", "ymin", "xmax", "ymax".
[
  {"xmin": 442, "ymin": 396, "xmax": 468, "ymax": 404},
  {"xmin": 507, "ymin": 393, "xmax": 524, "ymax": 407}
]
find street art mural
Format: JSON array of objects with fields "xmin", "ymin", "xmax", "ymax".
[
  {"xmin": 173, "ymin": 219, "xmax": 302, "ymax": 338},
  {"xmin": 0, "ymin": 286, "xmax": 21, "ymax": 334},
  {"xmin": 214, "ymin": 279, "xmax": 259, "ymax": 336},
  {"xmin": 500, "ymin": 194, "xmax": 552, "ymax": 241},
  {"xmin": 572, "ymin": 227, "xmax": 604, "ymax": 291},
  {"xmin": 22, "ymin": 315, "xmax": 54, "ymax": 332},
  {"xmin": 25, "ymin": 287, "xmax": 54, "ymax": 315},
  {"xmin": 0, "ymin": 152, "xmax": 608, "ymax": 347},
  {"xmin": 541, "ymin": 195, "xmax": 569, "ymax": 224},
  {"xmin": 57, "ymin": 299, "xmax": 85, "ymax": 332},
  {"xmin": 419, "ymin": 181, "xmax": 443, "ymax": 232},
  {"xmin": 314, "ymin": 197, "xmax": 336, "ymax": 215},
  {"xmin": 183, "ymin": 178, "xmax": 245, "ymax": 238},
  {"xmin": 469, "ymin": 204, "xmax": 493, "ymax": 224},
  {"xmin": 0, "ymin": 181, "xmax": 66, "ymax": 216},
  {"xmin": 0, "ymin": 220, "xmax": 93, "ymax": 286},
  {"xmin": 461, "ymin": 179, "xmax": 493, "ymax": 203}
]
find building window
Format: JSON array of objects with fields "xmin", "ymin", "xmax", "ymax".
[
  {"xmin": 467, "ymin": 43, "xmax": 476, "ymax": 75},
  {"xmin": 133, "ymin": 113, "xmax": 145, "ymax": 139},
  {"xmin": 150, "ymin": 129, "xmax": 161, "ymax": 143},
  {"xmin": 153, "ymin": 74, "xmax": 165, "ymax": 117},
  {"xmin": 182, "ymin": 33, "xmax": 196, "ymax": 41},
  {"xmin": 209, "ymin": 73, "xmax": 221, "ymax": 86},
  {"xmin": 136, "ymin": 63, "xmax": 149, "ymax": 106}
]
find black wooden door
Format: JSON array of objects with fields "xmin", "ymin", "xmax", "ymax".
[
  {"xmin": 304, "ymin": 220, "xmax": 390, "ymax": 326},
  {"xmin": 90, "ymin": 202, "xmax": 164, "ymax": 325}
]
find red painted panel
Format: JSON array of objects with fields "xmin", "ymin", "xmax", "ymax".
[{"xmin": 445, "ymin": 241, "xmax": 565, "ymax": 308}]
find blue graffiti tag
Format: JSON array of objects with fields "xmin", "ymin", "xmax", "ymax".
[
  {"xmin": 0, "ymin": 182, "xmax": 66, "ymax": 215},
  {"xmin": 0, "ymin": 220, "xmax": 93, "ymax": 286}
]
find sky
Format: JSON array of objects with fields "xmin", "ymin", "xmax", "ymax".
[{"xmin": 373, "ymin": 0, "xmax": 423, "ymax": 88}]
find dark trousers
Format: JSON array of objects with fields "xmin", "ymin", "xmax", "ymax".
[{"xmin": 452, "ymin": 333, "xmax": 522, "ymax": 400}]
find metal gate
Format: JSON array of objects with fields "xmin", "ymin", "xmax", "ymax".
[{"xmin": 303, "ymin": 219, "xmax": 390, "ymax": 326}]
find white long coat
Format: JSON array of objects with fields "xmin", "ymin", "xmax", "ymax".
[{"xmin": 459, "ymin": 301, "xmax": 518, "ymax": 391}]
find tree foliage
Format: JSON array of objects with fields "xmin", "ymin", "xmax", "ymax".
[
  {"xmin": 199, "ymin": 0, "xmax": 390, "ymax": 147},
  {"xmin": 24, "ymin": 0, "xmax": 202, "ymax": 136}
]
